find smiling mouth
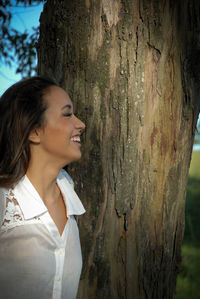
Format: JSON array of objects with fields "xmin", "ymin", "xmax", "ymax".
[{"xmin": 71, "ymin": 135, "xmax": 81, "ymax": 143}]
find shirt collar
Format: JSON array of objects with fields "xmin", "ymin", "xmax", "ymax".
[
  {"xmin": 57, "ymin": 169, "xmax": 85, "ymax": 217},
  {"xmin": 12, "ymin": 169, "xmax": 85, "ymax": 220}
]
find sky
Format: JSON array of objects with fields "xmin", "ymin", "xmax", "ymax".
[{"xmin": 0, "ymin": 2, "xmax": 44, "ymax": 95}]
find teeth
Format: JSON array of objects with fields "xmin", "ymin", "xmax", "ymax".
[{"xmin": 71, "ymin": 136, "xmax": 80, "ymax": 142}]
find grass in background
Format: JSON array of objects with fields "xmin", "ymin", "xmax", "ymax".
[
  {"xmin": 175, "ymin": 151, "xmax": 200, "ymax": 299},
  {"xmin": 175, "ymin": 245, "xmax": 200, "ymax": 299}
]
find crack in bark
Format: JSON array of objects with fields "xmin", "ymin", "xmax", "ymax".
[{"xmin": 135, "ymin": 26, "xmax": 139, "ymax": 67}]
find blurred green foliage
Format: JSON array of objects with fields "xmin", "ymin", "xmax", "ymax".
[
  {"xmin": 175, "ymin": 245, "xmax": 200, "ymax": 299},
  {"xmin": 175, "ymin": 151, "xmax": 200, "ymax": 299}
]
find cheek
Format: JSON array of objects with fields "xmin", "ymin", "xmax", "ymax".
[
  {"xmin": 60, "ymin": 119, "xmax": 74, "ymax": 135},
  {"xmin": 43, "ymin": 121, "xmax": 73, "ymax": 141}
]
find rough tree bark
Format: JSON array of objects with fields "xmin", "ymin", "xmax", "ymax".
[{"xmin": 38, "ymin": 0, "xmax": 200, "ymax": 298}]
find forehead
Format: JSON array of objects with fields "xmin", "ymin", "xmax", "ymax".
[{"xmin": 44, "ymin": 86, "xmax": 73, "ymax": 110}]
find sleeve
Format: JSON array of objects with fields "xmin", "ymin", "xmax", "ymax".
[{"xmin": 0, "ymin": 189, "xmax": 6, "ymax": 228}]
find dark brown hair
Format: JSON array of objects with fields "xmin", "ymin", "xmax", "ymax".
[{"xmin": 0, "ymin": 76, "xmax": 57, "ymax": 188}]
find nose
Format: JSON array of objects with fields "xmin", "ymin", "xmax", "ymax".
[{"xmin": 73, "ymin": 114, "xmax": 86, "ymax": 131}]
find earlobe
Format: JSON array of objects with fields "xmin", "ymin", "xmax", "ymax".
[{"xmin": 29, "ymin": 129, "xmax": 41, "ymax": 144}]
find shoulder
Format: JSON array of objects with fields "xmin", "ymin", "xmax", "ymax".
[{"xmin": 0, "ymin": 188, "xmax": 6, "ymax": 227}]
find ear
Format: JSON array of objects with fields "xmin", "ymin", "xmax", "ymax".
[{"xmin": 28, "ymin": 128, "xmax": 41, "ymax": 144}]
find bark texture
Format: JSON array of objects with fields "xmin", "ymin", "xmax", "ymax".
[{"xmin": 38, "ymin": 0, "xmax": 200, "ymax": 298}]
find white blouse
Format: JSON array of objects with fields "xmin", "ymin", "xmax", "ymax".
[{"xmin": 0, "ymin": 169, "xmax": 85, "ymax": 299}]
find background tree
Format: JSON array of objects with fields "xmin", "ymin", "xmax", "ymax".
[{"xmin": 38, "ymin": 0, "xmax": 200, "ymax": 298}]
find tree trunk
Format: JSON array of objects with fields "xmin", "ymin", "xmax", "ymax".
[{"xmin": 38, "ymin": 0, "xmax": 200, "ymax": 298}]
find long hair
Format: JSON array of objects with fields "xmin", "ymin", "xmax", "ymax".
[{"xmin": 0, "ymin": 76, "xmax": 57, "ymax": 188}]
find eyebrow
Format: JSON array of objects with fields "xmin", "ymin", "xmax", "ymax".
[{"xmin": 61, "ymin": 104, "xmax": 72, "ymax": 110}]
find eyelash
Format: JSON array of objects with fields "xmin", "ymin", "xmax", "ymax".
[{"xmin": 63, "ymin": 113, "xmax": 72, "ymax": 117}]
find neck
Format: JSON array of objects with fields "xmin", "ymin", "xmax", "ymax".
[{"xmin": 26, "ymin": 159, "xmax": 62, "ymax": 205}]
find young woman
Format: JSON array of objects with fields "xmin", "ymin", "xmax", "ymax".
[{"xmin": 0, "ymin": 76, "xmax": 86, "ymax": 299}]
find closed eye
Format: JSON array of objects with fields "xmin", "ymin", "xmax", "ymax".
[{"xmin": 63, "ymin": 113, "xmax": 72, "ymax": 117}]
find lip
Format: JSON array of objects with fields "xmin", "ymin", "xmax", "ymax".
[{"xmin": 71, "ymin": 134, "xmax": 81, "ymax": 146}]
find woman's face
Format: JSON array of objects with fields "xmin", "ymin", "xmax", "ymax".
[{"xmin": 37, "ymin": 86, "xmax": 85, "ymax": 166}]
